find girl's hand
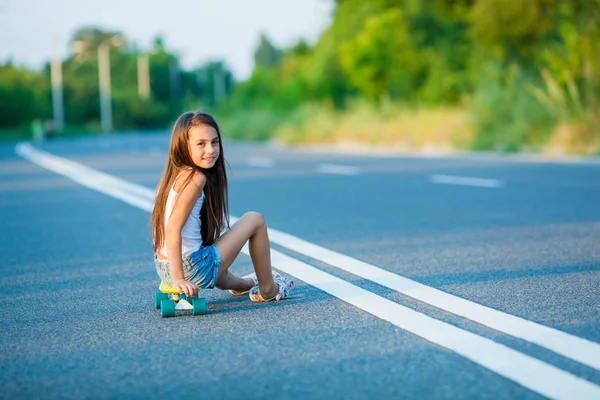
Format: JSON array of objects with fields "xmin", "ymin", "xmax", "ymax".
[{"xmin": 172, "ymin": 279, "xmax": 199, "ymax": 297}]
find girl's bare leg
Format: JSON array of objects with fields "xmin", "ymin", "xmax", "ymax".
[
  {"xmin": 220, "ymin": 271, "xmax": 254, "ymax": 292},
  {"xmin": 215, "ymin": 212, "xmax": 278, "ymax": 298}
]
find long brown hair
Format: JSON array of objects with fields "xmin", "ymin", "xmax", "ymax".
[{"xmin": 151, "ymin": 111, "xmax": 229, "ymax": 255}]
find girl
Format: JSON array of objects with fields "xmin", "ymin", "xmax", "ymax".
[{"xmin": 151, "ymin": 111, "xmax": 294, "ymax": 302}]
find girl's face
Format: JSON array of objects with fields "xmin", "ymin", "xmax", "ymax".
[{"xmin": 188, "ymin": 124, "xmax": 220, "ymax": 169}]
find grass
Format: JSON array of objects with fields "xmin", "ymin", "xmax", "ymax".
[
  {"xmin": 271, "ymin": 100, "xmax": 475, "ymax": 154},
  {"xmin": 220, "ymin": 97, "xmax": 599, "ymax": 156},
  {"xmin": 0, "ymin": 125, "xmax": 34, "ymax": 141}
]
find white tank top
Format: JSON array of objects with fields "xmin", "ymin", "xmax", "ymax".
[{"xmin": 160, "ymin": 173, "xmax": 204, "ymax": 258}]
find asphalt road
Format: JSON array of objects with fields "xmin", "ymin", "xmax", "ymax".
[{"xmin": 1, "ymin": 133, "xmax": 599, "ymax": 399}]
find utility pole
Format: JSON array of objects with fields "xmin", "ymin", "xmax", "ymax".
[
  {"xmin": 137, "ymin": 53, "xmax": 150, "ymax": 99},
  {"xmin": 50, "ymin": 53, "xmax": 64, "ymax": 133},
  {"xmin": 98, "ymin": 43, "xmax": 112, "ymax": 132}
]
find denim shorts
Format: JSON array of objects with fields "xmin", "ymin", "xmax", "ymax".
[{"xmin": 154, "ymin": 244, "xmax": 222, "ymax": 289}]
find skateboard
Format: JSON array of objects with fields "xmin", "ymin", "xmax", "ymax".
[{"xmin": 154, "ymin": 281, "xmax": 207, "ymax": 317}]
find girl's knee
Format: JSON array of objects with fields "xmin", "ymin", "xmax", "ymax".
[{"xmin": 244, "ymin": 211, "xmax": 266, "ymax": 230}]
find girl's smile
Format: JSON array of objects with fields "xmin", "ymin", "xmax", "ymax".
[{"xmin": 188, "ymin": 125, "xmax": 220, "ymax": 169}]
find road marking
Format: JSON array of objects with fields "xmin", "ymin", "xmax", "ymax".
[
  {"xmin": 16, "ymin": 142, "xmax": 600, "ymax": 399},
  {"xmin": 15, "ymin": 143, "xmax": 154, "ymax": 210},
  {"xmin": 265, "ymin": 250, "xmax": 600, "ymax": 400},
  {"xmin": 430, "ymin": 174, "xmax": 503, "ymax": 188},
  {"xmin": 247, "ymin": 157, "xmax": 275, "ymax": 168},
  {"xmin": 264, "ymin": 228, "xmax": 600, "ymax": 371},
  {"xmin": 317, "ymin": 163, "xmax": 360, "ymax": 176}
]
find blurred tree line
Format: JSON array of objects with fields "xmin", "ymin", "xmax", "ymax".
[
  {"xmin": 0, "ymin": 27, "xmax": 233, "ymax": 137},
  {"xmin": 221, "ymin": 0, "xmax": 600, "ymax": 153}
]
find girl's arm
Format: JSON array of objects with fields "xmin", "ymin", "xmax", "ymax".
[{"xmin": 165, "ymin": 170, "xmax": 206, "ymax": 296}]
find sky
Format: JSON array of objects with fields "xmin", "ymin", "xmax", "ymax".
[{"xmin": 0, "ymin": 0, "xmax": 333, "ymax": 80}]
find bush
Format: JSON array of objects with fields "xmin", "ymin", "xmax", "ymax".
[
  {"xmin": 471, "ymin": 65, "xmax": 555, "ymax": 152},
  {"xmin": 218, "ymin": 108, "xmax": 286, "ymax": 142}
]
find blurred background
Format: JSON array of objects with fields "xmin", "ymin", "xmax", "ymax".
[{"xmin": 1, "ymin": 0, "xmax": 599, "ymax": 155}]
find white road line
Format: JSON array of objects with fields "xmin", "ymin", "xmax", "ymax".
[
  {"xmin": 265, "ymin": 228, "xmax": 600, "ymax": 372},
  {"xmin": 430, "ymin": 174, "xmax": 503, "ymax": 188},
  {"xmin": 15, "ymin": 143, "xmax": 154, "ymax": 210},
  {"xmin": 247, "ymin": 157, "xmax": 275, "ymax": 168},
  {"xmin": 317, "ymin": 163, "xmax": 360, "ymax": 176},
  {"xmin": 16, "ymin": 143, "xmax": 600, "ymax": 399},
  {"xmin": 265, "ymin": 250, "xmax": 600, "ymax": 400}
]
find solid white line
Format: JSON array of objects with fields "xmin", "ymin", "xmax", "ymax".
[
  {"xmin": 265, "ymin": 228, "xmax": 600, "ymax": 372},
  {"xmin": 16, "ymin": 142, "xmax": 600, "ymax": 399},
  {"xmin": 15, "ymin": 143, "xmax": 154, "ymax": 211},
  {"xmin": 430, "ymin": 174, "xmax": 503, "ymax": 188},
  {"xmin": 317, "ymin": 163, "xmax": 360, "ymax": 176},
  {"xmin": 247, "ymin": 157, "xmax": 275, "ymax": 168},
  {"xmin": 264, "ymin": 250, "xmax": 600, "ymax": 400}
]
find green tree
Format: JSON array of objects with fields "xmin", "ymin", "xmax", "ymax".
[
  {"xmin": 0, "ymin": 63, "xmax": 49, "ymax": 127},
  {"xmin": 339, "ymin": 9, "xmax": 418, "ymax": 101},
  {"xmin": 254, "ymin": 34, "xmax": 282, "ymax": 69},
  {"xmin": 470, "ymin": 0, "xmax": 557, "ymax": 63},
  {"xmin": 70, "ymin": 27, "xmax": 126, "ymax": 61}
]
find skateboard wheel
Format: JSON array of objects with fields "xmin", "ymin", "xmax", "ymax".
[
  {"xmin": 154, "ymin": 292, "xmax": 169, "ymax": 309},
  {"xmin": 192, "ymin": 298, "xmax": 207, "ymax": 315},
  {"xmin": 160, "ymin": 300, "xmax": 176, "ymax": 317}
]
